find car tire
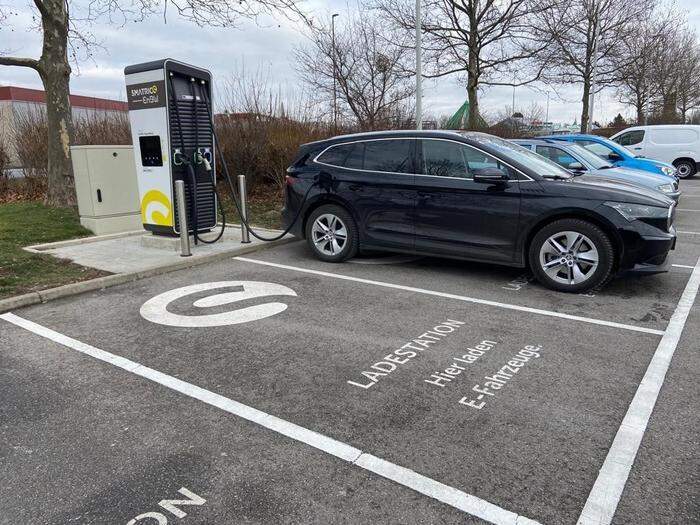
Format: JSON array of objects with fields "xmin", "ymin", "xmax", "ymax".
[
  {"xmin": 305, "ymin": 204, "xmax": 359, "ymax": 263},
  {"xmin": 529, "ymin": 219, "xmax": 614, "ymax": 293},
  {"xmin": 673, "ymin": 159, "xmax": 696, "ymax": 179}
]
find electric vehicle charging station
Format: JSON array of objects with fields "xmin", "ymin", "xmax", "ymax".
[{"xmin": 125, "ymin": 59, "xmax": 218, "ymax": 239}]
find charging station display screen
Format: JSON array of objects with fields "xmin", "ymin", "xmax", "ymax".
[{"xmin": 139, "ymin": 136, "xmax": 163, "ymax": 166}]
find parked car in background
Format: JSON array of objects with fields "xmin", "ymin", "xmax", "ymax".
[
  {"xmin": 541, "ymin": 134, "xmax": 678, "ymax": 180},
  {"xmin": 610, "ymin": 125, "xmax": 700, "ymax": 179},
  {"xmin": 284, "ymin": 130, "xmax": 676, "ymax": 293},
  {"xmin": 513, "ymin": 138, "xmax": 681, "ymax": 201}
]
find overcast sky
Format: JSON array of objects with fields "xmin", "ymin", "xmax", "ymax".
[{"xmin": 1, "ymin": 0, "xmax": 699, "ymax": 125}]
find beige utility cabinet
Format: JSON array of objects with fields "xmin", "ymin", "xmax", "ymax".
[{"xmin": 71, "ymin": 145, "xmax": 142, "ymax": 235}]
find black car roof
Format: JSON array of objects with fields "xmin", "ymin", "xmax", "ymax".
[{"xmin": 302, "ymin": 129, "xmax": 491, "ymax": 149}]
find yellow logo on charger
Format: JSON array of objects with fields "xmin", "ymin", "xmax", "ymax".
[{"xmin": 141, "ymin": 189, "xmax": 173, "ymax": 226}]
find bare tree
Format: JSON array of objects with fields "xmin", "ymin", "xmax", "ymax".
[
  {"xmin": 670, "ymin": 30, "xmax": 700, "ymax": 122},
  {"xmin": 295, "ymin": 13, "xmax": 415, "ymax": 130},
  {"xmin": 645, "ymin": 26, "xmax": 699, "ymax": 123},
  {"xmin": 0, "ymin": 0, "xmax": 304, "ymax": 207},
  {"xmin": 532, "ymin": 0, "xmax": 653, "ymax": 133},
  {"xmin": 371, "ymin": 0, "xmax": 554, "ymax": 130},
  {"xmin": 615, "ymin": 9, "xmax": 677, "ymax": 124}
]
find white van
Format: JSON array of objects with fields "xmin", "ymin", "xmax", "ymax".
[{"xmin": 610, "ymin": 125, "xmax": 700, "ymax": 178}]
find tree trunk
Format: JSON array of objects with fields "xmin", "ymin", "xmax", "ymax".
[
  {"xmin": 636, "ymin": 101, "xmax": 645, "ymax": 125},
  {"xmin": 39, "ymin": 0, "xmax": 76, "ymax": 207},
  {"xmin": 580, "ymin": 80, "xmax": 590, "ymax": 133},
  {"xmin": 467, "ymin": 78, "xmax": 479, "ymax": 130},
  {"xmin": 466, "ymin": 41, "xmax": 480, "ymax": 130}
]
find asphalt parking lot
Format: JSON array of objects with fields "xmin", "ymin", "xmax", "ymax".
[{"xmin": 2, "ymin": 180, "xmax": 700, "ymax": 525}]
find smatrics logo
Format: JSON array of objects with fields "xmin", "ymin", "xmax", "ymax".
[
  {"xmin": 130, "ymin": 85, "xmax": 158, "ymax": 97},
  {"xmin": 127, "ymin": 80, "xmax": 166, "ymax": 110}
]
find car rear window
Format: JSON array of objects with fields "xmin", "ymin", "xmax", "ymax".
[
  {"xmin": 316, "ymin": 139, "xmax": 413, "ymax": 173},
  {"xmin": 316, "ymin": 143, "xmax": 361, "ymax": 168}
]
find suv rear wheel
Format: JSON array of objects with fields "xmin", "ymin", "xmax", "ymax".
[
  {"xmin": 305, "ymin": 204, "xmax": 359, "ymax": 262},
  {"xmin": 529, "ymin": 219, "xmax": 614, "ymax": 293}
]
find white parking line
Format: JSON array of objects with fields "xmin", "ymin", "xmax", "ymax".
[
  {"xmin": 676, "ymin": 208, "xmax": 700, "ymax": 212},
  {"xmin": 0, "ymin": 313, "xmax": 540, "ymax": 525},
  {"xmin": 234, "ymin": 257, "xmax": 664, "ymax": 336},
  {"xmin": 672, "ymin": 263, "xmax": 695, "ymax": 269},
  {"xmin": 577, "ymin": 257, "xmax": 700, "ymax": 525},
  {"xmin": 677, "ymin": 230, "xmax": 700, "ymax": 235}
]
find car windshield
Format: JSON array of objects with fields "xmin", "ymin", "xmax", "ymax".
[
  {"xmin": 460, "ymin": 133, "xmax": 572, "ymax": 177},
  {"xmin": 565, "ymin": 143, "xmax": 611, "ymax": 169}
]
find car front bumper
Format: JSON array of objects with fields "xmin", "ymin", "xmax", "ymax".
[{"xmin": 618, "ymin": 225, "xmax": 676, "ymax": 275}]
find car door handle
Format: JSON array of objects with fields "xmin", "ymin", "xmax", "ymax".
[
  {"xmin": 349, "ymin": 184, "xmax": 362, "ymax": 191},
  {"xmin": 633, "ymin": 147, "xmax": 642, "ymax": 150},
  {"xmin": 417, "ymin": 191, "xmax": 432, "ymax": 198}
]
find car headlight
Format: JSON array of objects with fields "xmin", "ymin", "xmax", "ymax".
[
  {"xmin": 604, "ymin": 201, "xmax": 669, "ymax": 222},
  {"xmin": 660, "ymin": 166, "xmax": 676, "ymax": 177},
  {"xmin": 657, "ymin": 183, "xmax": 675, "ymax": 194}
]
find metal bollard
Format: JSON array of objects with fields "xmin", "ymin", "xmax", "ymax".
[
  {"xmin": 238, "ymin": 174, "xmax": 251, "ymax": 243},
  {"xmin": 175, "ymin": 180, "xmax": 192, "ymax": 257}
]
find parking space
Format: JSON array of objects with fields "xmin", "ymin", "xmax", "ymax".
[{"xmin": 2, "ymin": 183, "xmax": 700, "ymax": 524}]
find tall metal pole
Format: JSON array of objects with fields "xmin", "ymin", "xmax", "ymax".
[
  {"xmin": 512, "ymin": 72, "xmax": 516, "ymax": 115},
  {"xmin": 174, "ymin": 180, "xmax": 191, "ymax": 257},
  {"xmin": 332, "ymin": 13, "xmax": 339, "ymax": 132},
  {"xmin": 545, "ymin": 92, "xmax": 550, "ymax": 127},
  {"xmin": 415, "ymin": 0, "xmax": 422, "ymax": 130},
  {"xmin": 238, "ymin": 174, "xmax": 251, "ymax": 244},
  {"xmin": 588, "ymin": 28, "xmax": 599, "ymax": 133}
]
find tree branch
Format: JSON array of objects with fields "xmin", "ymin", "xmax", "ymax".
[{"xmin": 0, "ymin": 56, "xmax": 40, "ymax": 70}]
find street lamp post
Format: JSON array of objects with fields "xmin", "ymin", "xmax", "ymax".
[
  {"xmin": 332, "ymin": 13, "xmax": 339, "ymax": 132},
  {"xmin": 587, "ymin": 28, "xmax": 599, "ymax": 133},
  {"xmin": 415, "ymin": 0, "xmax": 422, "ymax": 130}
]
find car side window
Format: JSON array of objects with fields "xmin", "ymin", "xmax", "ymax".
[
  {"xmin": 461, "ymin": 144, "xmax": 513, "ymax": 177},
  {"xmin": 580, "ymin": 140, "xmax": 614, "ymax": 158},
  {"xmin": 317, "ymin": 143, "xmax": 362, "ymax": 168},
  {"xmin": 535, "ymin": 146, "xmax": 579, "ymax": 169},
  {"xmin": 615, "ymin": 131, "xmax": 644, "ymax": 146},
  {"xmin": 420, "ymin": 140, "xmax": 513, "ymax": 179},
  {"xmin": 363, "ymin": 140, "xmax": 413, "ymax": 173},
  {"xmin": 421, "ymin": 140, "xmax": 469, "ymax": 178}
]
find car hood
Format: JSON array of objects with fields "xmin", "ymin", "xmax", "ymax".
[
  {"xmin": 571, "ymin": 173, "xmax": 673, "ymax": 206},
  {"xmin": 590, "ymin": 167, "xmax": 669, "ymax": 188},
  {"xmin": 636, "ymin": 156, "xmax": 675, "ymax": 169}
]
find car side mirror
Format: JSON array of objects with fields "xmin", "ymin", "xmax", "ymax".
[
  {"xmin": 608, "ymin": 152, "xmax": 622, "ymax": 162},
  {"xmin": 567, "ymin": 161, "xmax": 585, "ymax": 171},
  {"xmin": 473, "ymin": 167, "xmax": 508, "ymax": 183}
]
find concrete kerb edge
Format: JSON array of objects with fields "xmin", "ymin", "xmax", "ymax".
[
  {"xmin": 0, "ymin": 237, "xmax": 295, "ymax": 314},
  {"xmin": 23, "ymin": 230, "xmax": 145, "ymax": 253}
]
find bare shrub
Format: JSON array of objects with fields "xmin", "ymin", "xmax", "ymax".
[
  {"xmin": 73, "ymin": 111, "xmax": 132, "ymax": 145},
  {"xmin": 216, "ymin": 68, "xmax": 334, "ymax": 189},
  {"xmin": 9, "ymin": 108, "xmax": 132, "ymax": 202},
  {"xmin": 0, "ymin": 128, "xmax": 11, "ymax": 197},
  {"xmin": 12, "ymin": 107, "xmax": 49, "ymax": 199}
]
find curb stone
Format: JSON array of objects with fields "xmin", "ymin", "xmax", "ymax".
[{"xmin": 0, "ymin": 236, "xmax": 295, "ymax": 314}]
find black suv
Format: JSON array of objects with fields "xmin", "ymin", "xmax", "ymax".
[{"xmin": 282, "ymin": 131, "xmax": 676, "ymax": 293}]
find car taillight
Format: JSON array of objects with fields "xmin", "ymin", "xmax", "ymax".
[{"xmin": 285, "ymin": 175, "xmax": 298, "ymax": 186}]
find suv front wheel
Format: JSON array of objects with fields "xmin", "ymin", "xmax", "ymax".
[{"xmin": 529, "ymin": 219, "xmax": 614, "ymax": 293}]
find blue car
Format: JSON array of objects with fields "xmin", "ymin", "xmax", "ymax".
[
  {"xmin": 513, "ymin": 139, "xmax": 681, "ymax": 201},
  {"xmin": 540, "ymin": 134, "xmax": 678, "ymax": 180}
]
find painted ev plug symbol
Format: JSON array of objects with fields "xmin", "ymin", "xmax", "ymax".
[{"xmin": 140, "ymin": 281, "xmax": 297, "ymax": 327}]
